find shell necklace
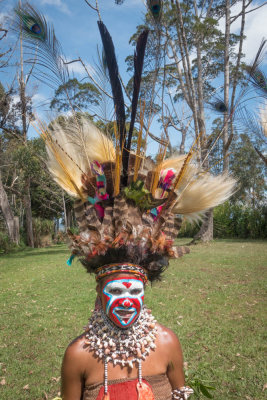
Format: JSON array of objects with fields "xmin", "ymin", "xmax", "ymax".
[{"xmin": 84, "ymin": 305, "xmax": 158, "ymax": 369}]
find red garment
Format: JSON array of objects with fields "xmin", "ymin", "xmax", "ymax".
[{"xmin": 96, "ymin": 379, "xmax": 154, "ymax": 400}]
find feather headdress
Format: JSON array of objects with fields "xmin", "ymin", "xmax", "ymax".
[{"xmin": 17, "ymin": 3, "xmax": 236, "ymax": 282}]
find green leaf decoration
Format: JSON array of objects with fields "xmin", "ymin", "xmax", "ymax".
[{"xmin": 123, "ymin": 180, "xmax": 164, "ymax": 211}]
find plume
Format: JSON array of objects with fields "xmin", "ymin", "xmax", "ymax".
[
  {"xmin": 156, "ymin": 155, "xmax": 236, "ymax": 221},
  {"xmin": 147, "ymin": 0, "xmax": 162, "ymax": 21},
  {"xmin": 126, "ymin": 29, "xmax": 149, "ymax": 153},
  {"xmin": 97, "ymin": 21, "xmax": 126, "ymax": 149},
  {"xmin": 207, "ymin": 97, "xmax": 228, "ymax": 114},
  {"xmin": 172, "ymin": 173, "xmax": 236, "ymax": 220},
  {"xmin": 245, "ymin": 39, "xmax": 267, "ymax": 98},
  {"xmin": 14, "ymin": 2, "xmax": 68, "ymax": 88},
  {"xmin": 42, "ymin": 118, "xmax": 115, "ymax": 198}
]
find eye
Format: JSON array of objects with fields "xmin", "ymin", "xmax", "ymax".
[
  {"xmin": 109, "ymin": 289, "xmax": 123, "ymax": 295},
  {"xmin": 130, "ymin": 289, "xmax": 142, "ymax": 295}
]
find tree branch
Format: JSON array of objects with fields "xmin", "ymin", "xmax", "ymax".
[
  {"xmin": 230, "ymin": 1, "xmax": 266, "ymax": 24},
  {"xmin": 65, "ymin": 58, "xmax": 114, "ymax": 100},
  {"xmin": 84, "ymin": 0, "xmax": 102, "ymax": 21}
]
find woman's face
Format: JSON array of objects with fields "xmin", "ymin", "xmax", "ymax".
[{"xmin": 99, "ymin": 273, "xmax": 145, "ymax": 329}]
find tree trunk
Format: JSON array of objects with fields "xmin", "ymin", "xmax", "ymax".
[
  {"xmin": 19, "ymin": 4, "xmax": 34, "ymax": 247},
  {"xmin": 223, "ymin": 0, "xmax": 230, "ymax": 172},
  {"xmin": 0, "ymin": 169, "xmax": 20, "ymax": 244},
  {"xmin": 191, "ymin": 209, "xmax": 214, "ymax": 244},
  {"xmin": 23, "ymin": 177, "xmax": 34, "ymax": 247},
  {"xmin": 66, "ymin": 207, "xmax": 72, "ymax": 229},
  {"xmin": 62, "ymin": 191, "xmax": 68, "ymax": 232}
]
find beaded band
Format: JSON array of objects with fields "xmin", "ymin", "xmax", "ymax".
[
  {"xmin": 172, "ymin": 386, "xmax": 194, "ymax": 400},
  {"xmin": 95, "ymin": 263, "xmax": 148, "ymax": 284}
]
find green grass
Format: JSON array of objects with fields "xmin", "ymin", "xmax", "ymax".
[{"xmin": 0, "ymin": 239, "xmax": 266, "ymax": 399}]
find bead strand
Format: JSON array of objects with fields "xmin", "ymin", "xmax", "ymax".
[
  {"xmin": 138, "ymin": 359, "xmax": 142, "ymax": 385},
  {"xmin": 104, "ymin": 358, "xmax": 108, "ymax": 394},
  {"xmin": 171, "ymin": 386, "xmax": 194, "ymax": 400}
]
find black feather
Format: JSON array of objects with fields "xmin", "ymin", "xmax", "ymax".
[
  {"xmin": 126, "ymin": 29, "xmax": 149, "ymax": 153},
  {"xmin": 97, "ymin": 22, "xmax": 126, "ymax": 147},
  {"xmin": 97, "ymin": 21, "xmax": 127, "ymax": 184}
]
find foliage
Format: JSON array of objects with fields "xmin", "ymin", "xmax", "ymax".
[
  {"xmin": 32, "ymin": 217, "xmax": 55, "ymax": 247},
  {"xmin": 180, "ymin": 203, "xmax": 267, "ymax": 240},
  {"xmin": 230, "ymin": 133, "xmax": 267, "ymax": 207},
  {"xmin": 0, "ymin": 232, "xmax": 17, "ymax": 254},
  {"xmin": 208, "ymin": 122, "xmax": 266, "ymax": 210},
  {"xmin": 53, "ymin": 230, "xmax": 68, "ymax": 244},
  {"xmin": 213, "ymin": 202, "xmax": 267, "ymax": 239},
  {"xmin": 50, "ymin": 78, "xmax": 101, "ymax": 112},
  {"xmin": 1, "ymin": 135, "xmax": 64, "ymax": 221},
  {"xmin": 179, "ymin": 218, "xmax": 199, "ymax": 238},
  {"xmin": 186, "ymin": 369, "xmax": 215, "ymax": 399}
]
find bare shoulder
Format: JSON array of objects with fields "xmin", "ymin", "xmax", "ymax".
[
  {"xmin": 156, "ymin": 323, "xmax": 182, "ymax": 349},
  {"xmin": 63, "ymin": 333, "xmax": 92, "ymax": 367}
]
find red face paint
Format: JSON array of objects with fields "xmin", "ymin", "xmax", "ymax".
[{"xmin": 102, "ymin": 277, "xmax": 144, "ymax": 328}]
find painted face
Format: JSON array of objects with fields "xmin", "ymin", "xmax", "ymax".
[{"xmin": 102, "ymin": 277, "xmax": 144, "ymax": 328}]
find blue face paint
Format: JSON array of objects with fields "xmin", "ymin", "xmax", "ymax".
[{"xmin": 102, "ymin": 278, "xmax": 144, "ymax": 328}]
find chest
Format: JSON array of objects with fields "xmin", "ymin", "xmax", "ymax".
[{"xmin": 84, "ymin": 345, "xmax": 169, "ymax": 386}]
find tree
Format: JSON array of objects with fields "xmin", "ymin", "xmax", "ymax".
[
  {"xmin": 230, "ymin": 133, "xmax": 266, "ymax": 208},
  {"xmin": 125, "ymin": 0, "xmax": 262, "ymax": 241},
  {"xmin": 50, "ymin": 78, "xmax": 101, "ymax": 113},
  {"xmin": 0, "ymin": 82, "xmax": 21, "ymax": 244}
]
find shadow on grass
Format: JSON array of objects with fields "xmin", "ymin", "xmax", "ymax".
[{"xmin": 1, "ymin": 246, "xmax": 68, "ymax": 259}]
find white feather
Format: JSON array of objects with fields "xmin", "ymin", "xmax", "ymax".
[
  {"xmin": 172, "ymin": 173, "xmax": 236, "ymax": 221},
  {"xmin": 46, "ymin": 117, "xmax": 115, "ymax": 198}
]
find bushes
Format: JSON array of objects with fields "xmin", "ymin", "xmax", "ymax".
[
  {"xmin": 213, "ymin": 202, "xmax": 267, "ymax": 239},
  {"xmin": 179, "ymin": 203, "xmax": 267, "ymax": 239},
  {"xmin": 0, "ymin": 232, "xmax": 16, "ymax": 254},
  {"xmin": 32, "ymin": 218, "xmax": 55, "ymax": 247},
  {"xmin": 0, "ymin": 232, "xmax": 26, "ymax": 254}
]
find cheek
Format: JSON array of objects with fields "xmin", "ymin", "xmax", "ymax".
[
  {"xmin": 109, "ymin": 295, "xmax": 144, "ymax": 312},
  {"xmin": 131, "ymin": 296, "xmax": 144, "ymax": 310},
  {"xmin": 102, "ymin": 292, "xmax": 110, "ymax": 312}
]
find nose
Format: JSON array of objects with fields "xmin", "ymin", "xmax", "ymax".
[{"xmin": 123, "ymin": 298, "xmax": 133, "ymax": 308}]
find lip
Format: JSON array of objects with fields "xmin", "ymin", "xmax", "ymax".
[{"xmin": 115, "ymin": 309, "xmax": 135, "ymax": 317}]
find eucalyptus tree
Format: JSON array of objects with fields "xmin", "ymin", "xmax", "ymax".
[{"xmin": 124, "ymin": 0, "xmax": 262, "ymax": 241}]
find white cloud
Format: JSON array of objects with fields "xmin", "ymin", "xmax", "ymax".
[
  {"xmin": 40, "ymin": 0, "xmax": 71, "ymax": 15},
  {"xmin": 32, "ymin": 93, "xmax": 49, "ymax": 108},
  {"xmin": 99, "ymin": 0, "xmax": 145, "ymax": 10},
  {"xmin": 66, "ymin": 59, "xmax": 96, "ymax": 77},
  {"xmin": 218, "ymin": 1, "xmax": 267, "ymax": 64},
  {"xmin": 0, "ymin": 12, "xmax": 8, "ymax": 24}
]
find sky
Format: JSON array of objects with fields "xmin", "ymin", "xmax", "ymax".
[{"xmin": 0, "ymin": 0, "xmax": 267, "ymax": 155}]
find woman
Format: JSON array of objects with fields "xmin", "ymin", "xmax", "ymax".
[{"xmin": 61, "ymin": 254, "xmax": 192, "ymax": 400}]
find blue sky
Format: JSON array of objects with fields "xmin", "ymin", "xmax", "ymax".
[{"xmin": 0, "ymin": 0, "xmax": 267, "ymax": 155}]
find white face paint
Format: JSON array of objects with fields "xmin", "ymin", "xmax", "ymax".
[{"xmin": 102, "ymin": 278, "xmax": 144, "ymax": 328}]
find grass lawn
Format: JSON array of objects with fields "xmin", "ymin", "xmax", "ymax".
[{"xmin": 0, "ymin": 239, "xmax": 266, "ymax": 399}]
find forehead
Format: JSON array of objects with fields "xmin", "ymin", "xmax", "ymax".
[
  {"xmin": 100, "ymin": 272, "xmax": 144, "ymax": 285},
  {"xmin": 103, "ymin": 277, "xmax": 144, "ymax": 290}
]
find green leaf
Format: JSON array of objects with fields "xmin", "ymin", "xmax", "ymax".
[{"xmin": 199, "ymin": 383, "xmax": 213, "ymax": 399}]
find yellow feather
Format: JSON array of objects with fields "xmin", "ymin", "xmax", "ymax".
[{"xmin": 33, "ymin": 117, "xmax": 115, "ymax": 199}]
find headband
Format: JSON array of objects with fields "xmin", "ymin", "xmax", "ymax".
[{"xmin": 95, "ymin": 263, "xmax": 148, "ymax": 284}]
